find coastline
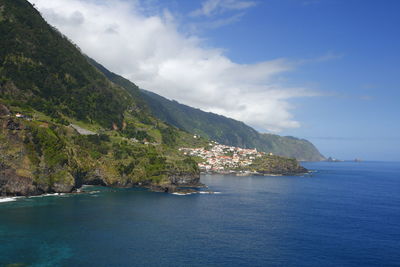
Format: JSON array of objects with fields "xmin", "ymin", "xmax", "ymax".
[
  {"xmin": 0, "ymin": 193, "xmax": 67, "ymax": 203},
  {"xmin": 0, "ymin": 183, "xmax": 216, "ymax": 202},
  {"xmin": 201, "ymin": 170, "xmax": 311, "ymax": 177},
  {"xmin": 0, "ymin": 167, "xmax": 310, "ymax": 200}
]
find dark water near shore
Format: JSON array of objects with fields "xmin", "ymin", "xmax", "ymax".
[{"xmin": 1, "ymin": 161, "xmax": 399, "ymax": 267}]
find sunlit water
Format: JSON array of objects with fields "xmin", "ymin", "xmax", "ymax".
[{"xmin": 0, "ymin": 161, "xmax": 399, "ymax": 266}]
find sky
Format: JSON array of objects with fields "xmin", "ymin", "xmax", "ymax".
[{"xmin": 28, "ymin": 0, "xmax": 400, "ymax": 161}]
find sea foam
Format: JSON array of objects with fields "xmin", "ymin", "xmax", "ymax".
[
  {"xmin": 172, "ymin": 192, "xmax": 194, "ymax": 196},
  {"xmin": 0, "ymin": 197, "xmax": 19, "ymax": 203},
  {"xmin": 29, "ymin": 193, "xmax": 66, "ymax": 198}
]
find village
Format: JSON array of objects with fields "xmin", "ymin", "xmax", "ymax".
[
  {"xmin": 179, "ymin": 142, "xmax": 272, "ymax": 174},
  {"xmin": 6, "ymin": 111, "xmax": 272, "ymax": 174}
]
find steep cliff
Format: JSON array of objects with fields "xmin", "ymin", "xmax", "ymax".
[
  {"xmin": 0, "ymin": 112, "xmax": 202, "ymax": 196},
  {"xmin": 0, "ymin": 0, "xmax": 204, "ymax": 196}
]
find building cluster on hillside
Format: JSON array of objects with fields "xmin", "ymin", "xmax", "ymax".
[
  {"xmin": 179, "ymin": 143, "xmax": 269, "ymax": 173},
  {"xmin": 14, "ymin": 113, "xmax": 32, "ymax": 121}
]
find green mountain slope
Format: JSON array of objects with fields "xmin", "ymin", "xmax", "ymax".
[
  {"xmin": 0, "ymin": 0, "xmax": 311, "ymax": 197},
  {"xmin": 140, "ymin": 90, "xmax": 325, "ymax": 161},
  {"xmin": 85, "ymin": 57, "xmax": 147, "ymax": 110},
  {"xmin": 0, "ymin": 0, "xmax": 136, "ymax": 128},
  {"xmin": 86, "ymin": 56, "xmax": 324, "ymax": 161},
  {"xmin": 0, "ymin": 0, "xmax": 206, "ymax": 196}
]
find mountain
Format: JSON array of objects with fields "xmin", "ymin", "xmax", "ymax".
[
  {"xmin": 85, "ymin": 58, "xmax": 324, "ymax": 161},
  {"xmin": 0, "ymin": 0, "xmax": 206, "ymax": 196},
  {"xmin": 140, "ymin": 90, "xmax": 325, "ymax": 161},
  {"xmin": 0, "ymin": 0, "xmax": 134, "ymax": 128},
  {"xmin": 0, "ymin": 0, "xmax": 310, "ymax": 197}
]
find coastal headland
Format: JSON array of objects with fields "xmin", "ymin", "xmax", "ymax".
[{"xmin": 180, "ymin": 142, "xmax": 308, "ymax": 176}]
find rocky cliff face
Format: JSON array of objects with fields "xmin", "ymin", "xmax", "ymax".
[
  {"xmin": 0, "ymin": 104, "xmax": 10, "ymax": 116},
  {"xmin": 0, "ymin": 162, "xmax": 38, "ymax": 196},
  {"xmin": 0, "ymin": 112, "xmax": 201, "ymax": 197},
  {"xmin": 248, "ymin": 155, "xmax": 308, "ymax": 175},
  {"xmin": 148, "ymin": 173, "xmax": 201, "ymax": 194},
  {"xmin": 169, "ymin": 172, "xmax": 200, "ymax": 186},
  {"xmin": 0, "ymin": 117, "xmax": 74, "ymax": 196},
  {"xmin": 0, "ymin": 0, "xmax": 205, "ymax": 197}
]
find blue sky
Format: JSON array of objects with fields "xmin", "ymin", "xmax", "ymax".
[
  {"xmin": 152, "ymin": 0, "xmax": 400, "ymax": 161},
  {"xmin": 31, "ymin": 0, "xmax": 400, "ymax": 161}
]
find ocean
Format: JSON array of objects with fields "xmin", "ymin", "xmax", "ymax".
[{"xmin": 0, "ymin": 161, "xmax": 399, "ymax": 267}]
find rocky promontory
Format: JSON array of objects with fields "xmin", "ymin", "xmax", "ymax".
[
  {"xmin": 180, "ymin": 143, "xmax": 308, "ymax": 176},
  {"xmin": 0, "ymin": 113, "xmax": 202, "ymax": 197},
  {"xmin": 245, "ymin": 155, "xmax": 308, "ymax": 176}
]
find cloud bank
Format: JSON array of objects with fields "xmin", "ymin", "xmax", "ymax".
[
  {"xmin": 190, "ymin": 0, "xmax": 257, "ymax": 17},
  {"xmin": 29, "ymin": 0, "xmax": 316, "ymax": 132}
]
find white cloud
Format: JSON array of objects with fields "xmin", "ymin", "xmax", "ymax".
[
  {"xmin": 29, "ymin": 0, "xmax": 318, "ymax": 132},
  {"xmin": 193, "ymin": 12, "xmax": 246, "ymax": 30},
  {"xmin": 190, "ymin": 0, "xmax": 257, "ymax": 17}
]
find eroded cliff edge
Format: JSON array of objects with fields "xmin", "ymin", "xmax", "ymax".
[{"xmin": 0, "ymin": 113, "xmax": 201, "ymax": 196}]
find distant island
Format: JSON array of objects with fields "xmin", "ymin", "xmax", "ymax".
[
  {"xmin": 324, "ymin": 157, "xmax": 363, "ymax": 163},
  {"xmin": 326, "ymin": 157, "xmax": 344, "ymax": 162}
]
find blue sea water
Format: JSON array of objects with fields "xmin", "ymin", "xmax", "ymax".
[{"xmin": 0, "ymin": 161, "xmax": 399, "ymax": 267}]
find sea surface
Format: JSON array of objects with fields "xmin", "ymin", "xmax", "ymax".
[{"xmin": 0, "ymin": 161, "xmax": 399, "ymax": 267}]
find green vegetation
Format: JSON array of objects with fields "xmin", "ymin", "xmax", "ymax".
[
  {"xmin": 0, "ymin": 0, "xmax": 134, "ymax": 128},
  {"xmin": 140, "ymin": 90, "xmax": 325, "ymax": 161},
  {"xmin": 0, "ymin": 114, "xmax": 203, "ymax": 194},
  {"xmin": 0, "ymin": 0, "xmax": 205, "ymax": 196},
  {"xmin": 246, "ymin": 155, "xmax": 308, "ymax": 175},
  {"xmin": 86, "ymin": 58, "xmax": 322, "ymax": 161},
  {"xmin": 0, "ymin": 0, "xmax": 311, "ymax": 196}
]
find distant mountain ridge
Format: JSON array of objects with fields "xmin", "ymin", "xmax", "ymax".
[
  {"xmin": 0, "ymin": 0, "xmax": 313, "ymax": 198},
  {"xmin": 87, "ymin": 58, "xmax": 325, "ymax": 161},
  {"xmin": 141, "ymin": 90, "xmax": 325, "ymax": 161}
]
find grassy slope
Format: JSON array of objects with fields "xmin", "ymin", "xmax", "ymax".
[
  {"xmin": 247, "ymin": 155, "xmax": 308, "ymax": 175},
  {"xmin": 0, "ymin": 0, "xmax": 134, "ymax": 128},
  {"xmin": 0, "ymin": 0, "xmax": 207, "ymax": 195},
  {"xmin": 141, "ymin": 90, "xmax": 325, "ymax": 161},
  {"xmin": 85, "ymin": 57, "xmax": 324, "ymax": 161}
]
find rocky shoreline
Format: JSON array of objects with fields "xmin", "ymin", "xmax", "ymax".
[
  {"xmin": 202, "ymin": 170, "xmax": 310, "ymax": 176},
  {"xmin": 0, "ymin": 110, "xmax": 308, "ymax": 198},
  {"xmin": 0, "ymin": 167, "xmax": 203, "ymax": 197},
  {"xmin": 200, "ymin": 170, "xmax": 309, "ymax": 176},
  {"xmin": 1, "ymin": 154, "xmax": 308, "ymax": 197},
  {"xmin": 0, "ymin": 183, "xmax": 218, "ymax": 203},
  {"xmin": 0, "ymin": 180, "xmax": 209, "ymax": 199},
  {"xmin": 0, "ymin": 167, "xmax": 311, "ymax": 198},
  {"xmin": 0, "ymin": 111, "xmax": 204, "ymax": 197}
]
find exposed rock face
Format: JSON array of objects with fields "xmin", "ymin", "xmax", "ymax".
[
  {"xmin": 51, "ymin": 172, "xmax": 76, "ymax": 193},
  {"xmin": 0, "ymin": 163, "xmax": 76, "ymax": 196},
  {"xmin": 148, "ymin": 184, "xmax": 199, "ymax": 194},
  {"xmin": 0, "ymin": 163, "xmax": 38, "ymax": 196},
  {"xmin": 0, "ymin": 116, "xmax": 201, "ymax": 196},
  {"xmin": 262, "ymin": 165, "xmax": 308, "ymax": 175},
  {"xmin": 52, "ymin": 182, "xmax": 75, "ymax": 193},
  {"xmin": 3, "ymin": 119, "xmax": 23, "ymax": 130},
  {"xmin": 0, "ymin": 0, "xmax": 204, "ymax": 197},
  {"xmin": 248, "ymin": 155, "xmax": 308, "ymax": 175},
  {"xmin": 146, "ymin": 173, "xmax": 203, "ymax": 194},
  {"xmin": 169, "ymin": 172, "xmax": 200, "ymax": 186},
  {"xmin": 149, "ymin": 184, "xmax": 177, "ymax": 193},
  {"xmin": 0, "ymin": 104, "xmax": 10, "ymax": 116},
  {"xmin": 262, "ymin": 161, "xmax": 307, "ymax": 175},
  {"xmin": 82, "ymin": 169, "xmax": 108, "ymax": 187}
]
